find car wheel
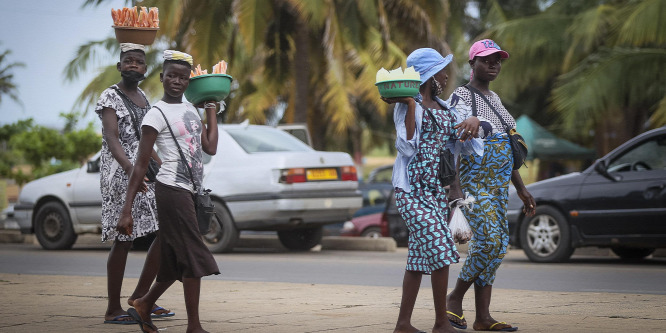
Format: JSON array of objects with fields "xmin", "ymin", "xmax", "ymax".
[
  {"xmin": 611, "ymin": 247, "xmax": 655, "ymax": 260},
  {"xmin": 34, "ymin": 201, "xmax": 78, "ymax": 250},
  {"xmin": 519, "ymin": 206, "xmax": 573, "ymax": 263},
  {"xmin": 361, "ymin": 227, "xmax": 382, "ymax": 239},
  {"xmin": 277, "ymin": 226, "xmax": 323, "ymax": 251},
  {"xmin": 202, "ymin": 203, "xmax": 239, "ymax": 253}
]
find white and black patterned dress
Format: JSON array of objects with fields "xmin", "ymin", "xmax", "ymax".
[{"xmin": 95, "ymin": 85, "xmax": 159, "ymax": 242}]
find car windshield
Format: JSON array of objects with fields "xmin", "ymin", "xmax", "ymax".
[
  {"xmin": 226, "ymin": 126, "xmax": 313, "ymax": 153},
  {"xmin": 608, "ymin": 134, "xmax": 666, "ymax": 172}
]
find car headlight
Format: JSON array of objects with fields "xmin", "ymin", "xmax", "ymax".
[{"xmin": 342, "ymin": 221, "xmax": 355, "ymax": 231}]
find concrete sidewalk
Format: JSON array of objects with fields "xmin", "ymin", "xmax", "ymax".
[{"xmin": 1, "ymin": 272, "xmax": 665, "ymax": 333}]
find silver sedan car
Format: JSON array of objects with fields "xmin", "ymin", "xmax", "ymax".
[{"xmin": 13, "ymin": 123, "xmax": 362, "ymax": 252}]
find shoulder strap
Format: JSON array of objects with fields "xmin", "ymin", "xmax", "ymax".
[
  {"xmin": 423, "ymin": 107, "xmax": 441, "ymax": 131},
  {"xmin": 154, "ymin": 106, "xmax": 198, "ymax": 193},
  {"xmin": 461, "ymin": 85, "xmax": 478, "ymax": 118},
  {"xmin": 112, "ymin": 86, "xmax": 149, "ymax": 140},
  {"xmin": 464, "ymin": 84, "xmax": 510, "ymax": 131}
]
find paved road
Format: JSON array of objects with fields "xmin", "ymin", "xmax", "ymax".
[{"xmin": 1, "ymin": 237, "xmax": 665, "ymax": 295}]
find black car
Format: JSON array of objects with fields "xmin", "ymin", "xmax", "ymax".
[{"xmin": 508, "ymin": 126, "xmax": 666, "ymax": 262}]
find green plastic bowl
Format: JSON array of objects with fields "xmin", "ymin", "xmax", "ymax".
[
  {"xmin": 375, "ymin": 79, "xmax": 421, "ymax": 98},
  {"xmin": 185, "ymin": 74, "xmax": 233, "ymax": 105}
]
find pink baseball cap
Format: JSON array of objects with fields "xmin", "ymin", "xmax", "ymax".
[{"xmin": 469, "ymin": 39, "xmax": 509, "ymax": 60}]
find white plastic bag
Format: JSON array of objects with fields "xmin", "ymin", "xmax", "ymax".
[{"xmin": 449, "ymin": 193, "xmax": 475, "ymax": 243}]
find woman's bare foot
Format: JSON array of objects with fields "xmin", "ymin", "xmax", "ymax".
[
  {"xmin": 393, "ymin": 322, "xmax": 424, "ymax": 333},
  {"xmin": 446, "ymin": 294, "xmax": 467, "ymax": 328},
  {"xmin": 433, "ymin": 321, "xmax": 459, "ymax": 333},
  {"xmin": 128, "ymin": 299, "xmax": 173, "ymax": 317},
  {"xmin": 186, "ymin": 328, "xmax": 210, "ymax": 333}
]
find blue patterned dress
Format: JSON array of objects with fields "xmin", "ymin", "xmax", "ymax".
[
  {"xmin": 457, "ymin": 134, "xmax": 512, "ymax": 286},
  {"xmin": 394, "ymin": 106, "xmax": 460, "ymax": 274}
]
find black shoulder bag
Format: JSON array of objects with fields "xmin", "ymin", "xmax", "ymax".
[
  {"xmin": 422, "ymin": 106, "xmax": 456, "ymax": 187},
  {"xmin": 464, "ymin": 85, "xmax": 527, "ymax": 170},
  {"xmin": 112, "ymin": 87, "xmax": 161, "ymax": 182},
  {"xmin": 155, "ymin": 106, "xmax": 216, "ymax": 235}
]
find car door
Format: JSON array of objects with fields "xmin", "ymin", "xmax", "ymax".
[
  {"xmin": 577, "ymin": 133, "xmax": 666, "ymax": 237},
  {"xmin": 71, "ymin": 155, "xmax": 103, "ymax": 225}
]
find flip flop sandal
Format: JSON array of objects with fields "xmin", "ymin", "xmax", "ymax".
[
  {"xmin": 151, "ymin": 305, "xmax": 175, "ymax": 318},
  {"xmin": 103, "ymin": 314, "xmax": 138, "ymax": 325},
  {"xmin": 447, "ymin": 310, "xmax": 468, "ymax": 329},
  {"xmin": 127, "ymin": 308, "xmax": 159, "ymax": 333},
  {"xmin": 477, "ymin": 322, "xmax": 517, "ymax": 332}
]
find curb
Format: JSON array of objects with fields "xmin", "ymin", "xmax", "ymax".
[{"xmin": 0, "ymin": 230, "xmax": 397, "ymax": 252}]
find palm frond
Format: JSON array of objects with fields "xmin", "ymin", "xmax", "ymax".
[
  {"xmin": 73, "ymin": 65, "xmax": 122, "ymax": 113},
  {"xmin": 617, "ymin": 0, "xmax": 666, "ymax": 47},
  {"xmin": 63, "ymin": 38, "xmax": 117, "ymax": 82},
  {"xmin": 484, "ymin": 15, "xmax": 573, "ymax": 100},
  {"xmin": 551, "ymin": 48, "xmax": 666, "ymax": 134},
  {"xmin": 233, "ymin": 0, "xmax": 273, "ymax": 51},
  {"xmin": 562, "ymin": 4, "xmax": 617, "ymax": 71},
  {"xmin": 649, "ymin": 95, "xmax": 666, "ymax": 127}
]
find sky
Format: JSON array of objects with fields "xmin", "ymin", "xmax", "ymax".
[{"xmin": 0, "ymin": 0, "xmax": 126, "ymax": 131}]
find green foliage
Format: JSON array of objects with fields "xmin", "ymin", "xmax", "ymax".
[{"xmin": 0, "ymin": 113, "xmax": 101, "ymax": 185}]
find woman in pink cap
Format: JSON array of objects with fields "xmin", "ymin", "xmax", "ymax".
[{"xmin": 444, "ymin": 39, "xmax": 536, "ymax": 332}]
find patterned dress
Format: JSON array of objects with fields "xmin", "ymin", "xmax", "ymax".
[
  {"xmin": 394, "ymin": 105, "xmax": 459, "ymax": 274},
  {"xmin": 95, "ymin": 85, "xmax": 159, "ymax": 242}
]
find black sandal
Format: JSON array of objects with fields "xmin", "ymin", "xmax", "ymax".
[{"xmin": 127, "ymin": 308, "xmax": 158, "ymax": 333}]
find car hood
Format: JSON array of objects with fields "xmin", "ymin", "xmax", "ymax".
[
  {"xmin": 526, "ymin": 172, "xmax": 582, "ymax": 190},
  {"xmin": 508, "ymin": 172, "xmax": 583, "ymax": 210},
  {"xmin": 18, "ymin": 168, "xmax": 80, "ymax": 203}
]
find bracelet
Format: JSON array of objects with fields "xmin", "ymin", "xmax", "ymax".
[{"xmin": 204, "ymin": 102, "xmax": 217, "ymax": 109}]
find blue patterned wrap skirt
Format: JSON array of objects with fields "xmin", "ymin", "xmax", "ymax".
[{"xmin": 457, "ymin": 133, "xmax": 512, "ymax": 286}]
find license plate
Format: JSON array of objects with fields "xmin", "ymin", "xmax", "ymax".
[{"xmin": 306, "ymin": 168, "xmax": 338, "ymax": 181}]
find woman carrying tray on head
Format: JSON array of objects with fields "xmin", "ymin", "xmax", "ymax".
[
  {"xmin": 382, "ymin": 48, "xmax": 490, "ymax": 333},
  {"xmin": 96, "ymin": 42, "xmax": 173, "ymax": 325},
  {"xmin": 119, "ymin": 50, "xmax": 220, "ymax": 333}
]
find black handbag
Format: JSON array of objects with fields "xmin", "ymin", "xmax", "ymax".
[
  {"xmin": 112, "ymin": 87, "xmax": 161, "ymax": 182},
  {"xmin": 464, "ymin": 85, "xmax": 528, "ymax": 170},
  {"xmin": 424, "ymin": 107, "xmax": 456, "ymax": 187},
  {"xmin": 155, "ymin": 106, "xmax": 216, "ymax": 235}
]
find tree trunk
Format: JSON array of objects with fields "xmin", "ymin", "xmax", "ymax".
[{"xmin": 292, "ymin": 18, "xmax": 309, "ymax": 124}]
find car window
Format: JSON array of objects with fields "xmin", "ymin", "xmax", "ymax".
[
  {"xmin": 608, "ymin": 134, "xmax": 666, "ymax": 172},
  {"xmin": 363, "ymin": 188, "xmax": 391, "ymax": 207},
  {"xmin": 226, "ymin": 127, "xmax": 313, "ymax": 153},
  {"xmin": 368, "ymin": 166, "xmax": 393, "ymax": 183}
]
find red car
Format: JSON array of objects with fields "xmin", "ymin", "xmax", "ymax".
[{"xmin": 340, "ymin": 182, "xmax": 392, "ymax": 238}]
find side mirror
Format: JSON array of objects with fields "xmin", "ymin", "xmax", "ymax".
[
  {"xmin": 594, "ymin": 159, "xmax": 619, "ymax": 182},
  {"xmin": 87, "ymin": 159, "xmax": 100, "ymax": 173}
]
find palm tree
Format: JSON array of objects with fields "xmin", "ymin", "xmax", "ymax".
[
  {"xmin": 0, "ymin": 47, "xmax": 25, "ymax": 107},
  {"xmin": 70, "ymin": 0, "xmax": 468, "ymax": 160}
]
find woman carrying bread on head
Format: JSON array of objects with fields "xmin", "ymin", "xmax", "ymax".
[{"xmin": 118, "ymin": 50, "xmax": 221, "ymax": 333}]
